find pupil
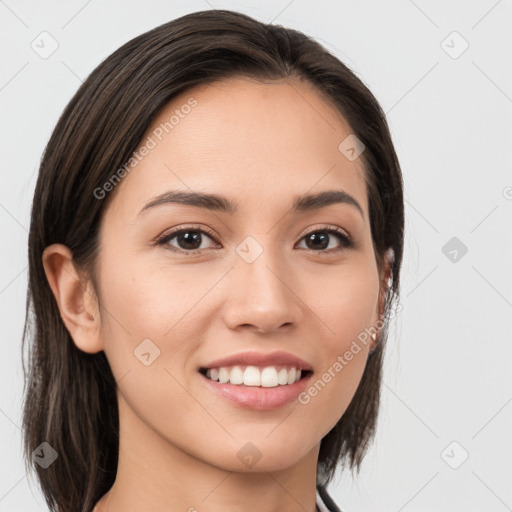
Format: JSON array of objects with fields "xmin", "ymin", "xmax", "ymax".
[
  {"xmin": 175, "ymin": 231, "xmax": 330, "ymax": 251},
  {"xmin": 307, "ymin": 232, "xmax": 328, "ymax": 250},
  {"xmin": 179, "ymin": 231, "xmax": 201, "ymax": 250}
]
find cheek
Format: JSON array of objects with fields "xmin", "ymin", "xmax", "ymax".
[
  {"xmin": 294, "ymin": 264, "xmax": 377, "ymax": 432},
  {"xmin": 298, "ymin": 331, "xmax": 371, "ymax": 442},
  {"xmin": 302, "ymin": 260, "xmax": 379, "ymax": 346},
  {"xmin": 100, "ymin": 249, "xmax": 205, "ymax": 331},
  {"xmin": 97, "ymin": 254, "xmax": 209, "ymax": 379},
  {"xmin": 96, "ymin": 261, "xmax": 212, "ymax": 439}
]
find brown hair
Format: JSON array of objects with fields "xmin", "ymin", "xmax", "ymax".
[{"xmin": 22, "ymin": 9, "xmax": 404, "ymax": 511}]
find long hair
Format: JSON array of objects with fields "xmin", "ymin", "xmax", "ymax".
[{"xmin": 22, "ymin": 9, "xmax": 404, "ymax": 511}]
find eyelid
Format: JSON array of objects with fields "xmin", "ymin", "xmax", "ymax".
[
  {"xmin": 155, "ymin": 223, "xmax": 355, "ymax": 253},
  {"xmin": 297, "ymin": 224, "xmax": 355, "ymax": 252},
  {"xmin": 297, "ymin": 223, "xmax": 351, "ymax": 242},
  {"xmin": 155, "ymin": 224, "xmax": 219, "ymax": 246}
]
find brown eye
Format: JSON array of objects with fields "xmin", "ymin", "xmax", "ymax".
[
  {"xmin": 157, "ymin": 227, "xmax": 219, "ymax": 254},
  {"xmin": 297, "ymin": 228, "xmax": 354, "ymax": 252}
]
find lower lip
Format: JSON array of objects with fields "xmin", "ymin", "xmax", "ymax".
[{"xmin": 199, "ymin": 371, "xmax": 313, "ymax": 410}]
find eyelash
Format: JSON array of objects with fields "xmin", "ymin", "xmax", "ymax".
[{"xmin": 155, "ymin": 224, "xmax": 355, "ymax": 255}]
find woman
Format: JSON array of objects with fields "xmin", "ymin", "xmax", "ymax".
[{"xmin": 22, "ymin": 9, "xmax": 404, "ymax": 512}]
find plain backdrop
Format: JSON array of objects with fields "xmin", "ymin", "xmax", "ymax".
[{"xmin": 1, "ymin": 1, "xmax": 511, "ymax": 510}]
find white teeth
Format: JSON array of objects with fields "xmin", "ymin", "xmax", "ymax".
[
  {"xmin": 204, "ymin": 365, "xmax": 305, "ymax": 387},
  {"xmin": 218, "ymin": 367, "xmax": 230, "ymax": 383},
  {"xmin": 260, "ymin": 367, "xmax": 278, "ymax": 387},
  {"xmin": 243, "ymin": 366, "xmax": 261, "ymax": 386},
  {"xmin": 229, "ymin": 365, "xmax": 244, "ymax": 385},
  {"xmin": 278, "ymin": 368, "xmax": 288, "ymax": 385}
]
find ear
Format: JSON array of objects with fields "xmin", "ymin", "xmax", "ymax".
[
  {"xmin": 370, "ymin": 247, "xmax": 394, "ymax": 351},
  {"xmin": 42, "ymin": 243, "xmax": 104, "ymax": 354}
]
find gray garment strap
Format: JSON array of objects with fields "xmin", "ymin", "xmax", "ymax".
[{"xmin": 316, "ymin": 485, "xmax": 343, "ymax": 512}]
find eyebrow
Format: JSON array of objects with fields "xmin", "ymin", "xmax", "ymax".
[{"xmin": 139, "ymin": 189, "xmax": 365, "ymax": 219}]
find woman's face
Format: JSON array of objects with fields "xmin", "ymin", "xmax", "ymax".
[{"xmin": 93, "ymin": 77, "xmax": 384, "ymax": 473}]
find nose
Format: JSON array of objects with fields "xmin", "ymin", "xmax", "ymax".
[{"xmin": 221, "ymin": 246, "xmax": 300, "ymax": 334}]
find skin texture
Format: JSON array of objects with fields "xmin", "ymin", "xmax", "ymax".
[{"xmin": 43, "ymin": 77, "xmax": 391, "ymax": 512}]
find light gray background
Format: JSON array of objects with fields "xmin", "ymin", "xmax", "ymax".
[{"xmin": 1, "ymin": 1, "xmax": 511, "ymax": 510}]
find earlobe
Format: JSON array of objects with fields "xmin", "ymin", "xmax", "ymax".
[{"xmin": 42, "ymin": 243, "xmax": 104, "ymax": 354}]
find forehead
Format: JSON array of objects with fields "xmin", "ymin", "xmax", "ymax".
[{"xmin": 104, "ymin": 76, "xmax": 369, "ymax": 221}]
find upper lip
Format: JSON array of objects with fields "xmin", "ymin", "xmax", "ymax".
[{"xmin": 201, "ymin": 350, "xmax": 313, "ymax": 371}]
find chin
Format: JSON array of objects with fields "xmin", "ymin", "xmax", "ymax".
[{"xmin": 203, "ymin": 438, "xmax": 312, "ymax": 474}]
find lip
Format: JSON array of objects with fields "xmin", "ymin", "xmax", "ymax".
[
  {"xmin": 200, "ymin": 350, "xmax": 313, "ymax": 371},
  {"xmin": 199, "ymin": 371, "xmax": 313, "ymax": 410}
]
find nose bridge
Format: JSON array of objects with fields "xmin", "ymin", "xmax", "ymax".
[{"xmin": 224, "ymin": 234, "xmax": 298, "ymax": 331}]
